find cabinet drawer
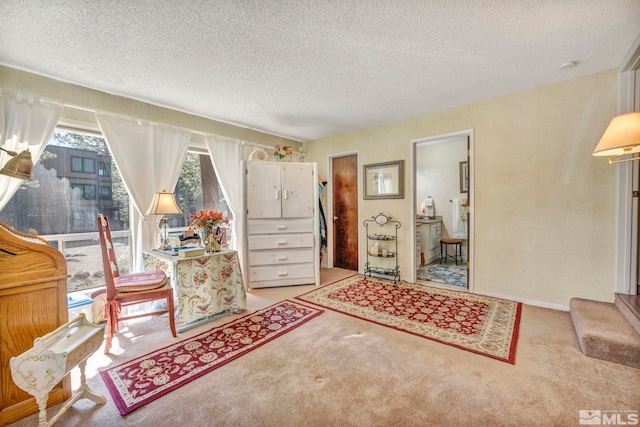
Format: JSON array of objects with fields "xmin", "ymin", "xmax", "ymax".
[
  {"xmin": 249, "ymin": 248, "xmax": 314, "ymax": 266},
  {"xmin": 248, "ymin": 234, "xmax": 314, "ymax": 250},
  {"xmin": 248, "ymin": 218, "xmax": 313, "ymax": 234},
  {"xmin": 250, "ymin": 264, "xmax": 315, "ymax": 282},
  {"xmin": 428, "ymin": 247, "xmax": 441, "ymax": 262}
]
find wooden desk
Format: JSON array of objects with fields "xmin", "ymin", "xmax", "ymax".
[{"xmin": 143, "ymin": 250, "xmax": 246, "ymax": 332}]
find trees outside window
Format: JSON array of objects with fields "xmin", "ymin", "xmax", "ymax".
[{"xmin": 172, "ymin": 152, "xmax": 231, "ymax": 228}]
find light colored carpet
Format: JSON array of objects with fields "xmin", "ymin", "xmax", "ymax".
[
  {"xmin": 9, "ymin": 268, "xmax": 640, "ymax": 426},
  {"xmin": 297, "ymin": 275, "xmax": 521, "ymax": 363}
]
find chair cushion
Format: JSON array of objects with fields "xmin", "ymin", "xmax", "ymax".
[{"xmin": 114, "ymin": 271, "xmax": 167, "ymax": 292}]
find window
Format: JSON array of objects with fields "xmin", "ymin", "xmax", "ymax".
[
  {"xmin": 0, "ymin": 130, "xmax": 131, "ymax": 293},
  {"xmin": 71, "ymin": 156, "xmax": 96, "ymax": 173},
  {"xmin": 99, "ymin": 186, "xmax": 111, "ymax": 200},
  {"xmin": 71, "ymin": 183, "xmax": 97, "ymax": 200},
  {"xmin": 98, "ymin": 161, "xmax": 110, "ymax": 176},
  {"xmin": 170, "ymin": 151, "xmax": 232, "ymax": 245},
  {"xmin": 0, "ymin": 129, "xmax": 235, "ymax": 291}
]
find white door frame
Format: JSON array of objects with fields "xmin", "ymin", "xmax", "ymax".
[
  {"xmin": 326, "ymin": 150, "xmax": 361, "ymax": 270},
  {"xmin": 614, "ymin": 33, "xmax": 640, "ymax": 295},
  {"xmin": 409, "ymin": 129, "xmax": 474, "ymax": 291}
]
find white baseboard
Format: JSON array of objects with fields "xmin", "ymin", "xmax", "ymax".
[
  {"xmin": 473, "ymin": 290, "xmax": 570, "ymax": 312},
  {"xmin": 386, "ymin": 274, "xmax": 570, "ymax": 312}
]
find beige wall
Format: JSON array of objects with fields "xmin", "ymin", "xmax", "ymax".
[
  {"xmin": 0, "ymin": 65, "xmax": 301, "ymax": 150},
  {"xmin": 305, "ymin": 70, "xmax": 618, "ymax": 308},
  {"xmin": 1, "ymin": 65, "xmax": 618, "ymax": 307}
]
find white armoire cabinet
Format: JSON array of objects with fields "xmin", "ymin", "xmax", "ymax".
[{"xmin": 244, "ymin": 161, "xmax": 319, "ymax": 288}]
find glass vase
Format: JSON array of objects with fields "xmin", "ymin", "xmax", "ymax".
[{"xmin": 200, "ymin": 227, "xmax": 220, "ymax": 253}]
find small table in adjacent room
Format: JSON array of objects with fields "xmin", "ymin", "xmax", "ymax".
[{"xmin": 143, "ymin": 249, "xmax": 247, "ymax": 332}]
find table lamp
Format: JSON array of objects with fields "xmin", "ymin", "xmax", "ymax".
[{"xmin": 147, "ymin": 191, "xmax": 183, "ymax": 250}]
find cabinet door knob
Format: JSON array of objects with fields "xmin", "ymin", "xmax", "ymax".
[
  {"xmin": 277, "ymin": 240, "xmax": 288, "ymax": 245},
  {"xmin": 276, "ymin": 225, "xmax": 287, "ymax": 230},
  {"xmin": 277, "ymin": 271, "xmax": 289, "ymax": 276}
]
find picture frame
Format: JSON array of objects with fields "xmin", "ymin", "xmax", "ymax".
[
  {"xmin": 363, "ymin": 160, "xmax": 404, "ymax": 199},
  {"xmin": 459, "ymin": 161, "xmax": 469, "ymax": 193}
]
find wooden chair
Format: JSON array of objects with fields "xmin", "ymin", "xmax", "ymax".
[{"xmin": 97, "ymin": 215, "xmax": 176, "ymax": 354}]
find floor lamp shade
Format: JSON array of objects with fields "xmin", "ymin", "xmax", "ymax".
[{"xmin": 592, "ymin": 112, "xmax": 640, "ymax": 158}]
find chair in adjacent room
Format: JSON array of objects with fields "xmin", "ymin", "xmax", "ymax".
[{"xmin": 97, "ymin": 214, "xmax": 176, "ymax": 354}]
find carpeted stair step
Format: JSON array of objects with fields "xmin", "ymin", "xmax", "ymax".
[
  {"xmin": 615, "ymin": 294, "xmax": 640, "ymax": 335},
  {"xmin": 570, "ymin": 297, "xmax": 640, "ymax": 370}
]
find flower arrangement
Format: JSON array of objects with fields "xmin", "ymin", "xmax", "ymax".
[
  {"xmin": 190, "ymin": 210, "xmax": 227, "ymax": 252},
  {"xmin": 190, "ymin": 210, "xmax": 227, "ymax": 230},
  {"xmin": 274, "ymin": 144, "xmax": 293, "ymax": 159}
]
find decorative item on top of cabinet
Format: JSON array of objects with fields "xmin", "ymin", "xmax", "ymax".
[
  {"xmin": 0, "ymin": 221, "xmax": 71, "ymax": 425},
  {"xmin": 244, "ymin": 161, "xmax": 319, "ymax": 288},
  {"xmin": 364, "ymin": 213, "xmax": 401, "ymax": 283}
]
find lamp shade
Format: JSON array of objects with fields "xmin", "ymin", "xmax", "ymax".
[
  {"xmin": 592, "ymin": 112, "xmax": 640, "ymax": 157},
  {"xmin": 0, "ymin": 149, "xmax": 34, "ymax": 180},
  {"xmin": 146, "ymin": 191, "xmax": 183, "ymax": 215}
]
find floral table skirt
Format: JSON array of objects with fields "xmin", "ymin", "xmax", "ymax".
[{"xmin": 143, "ymin": 250, "xmax": 246, "ymax": 327}]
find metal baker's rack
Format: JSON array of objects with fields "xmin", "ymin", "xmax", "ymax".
[{"xmin": 363, "ymin": 213, "xmax": 401, "ymax": 284}]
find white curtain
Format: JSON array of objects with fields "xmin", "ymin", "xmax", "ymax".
[
  {"xmin": 0, "ymin": 91, "xmax": 63, "ymax": 210},
  {"xmin": 204, "ymin": 135, "xmax": 253, "ymax": 284},
  {"xmin": 96, "ymin": 113, "xmax": 191, "ymax": 271}
]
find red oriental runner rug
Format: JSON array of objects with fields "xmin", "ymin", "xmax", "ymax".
[
  {"xmin": 100, "ymin": 300, "xmax": 322, "ymax": 415},
  {"xmin": 296, "ymin": 275, "xmax": 521, "ymax": 364}
]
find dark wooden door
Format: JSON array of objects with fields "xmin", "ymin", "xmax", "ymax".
[{"xmin": 332, "ymin": 154, "xmax": 358, "ymax": 271}]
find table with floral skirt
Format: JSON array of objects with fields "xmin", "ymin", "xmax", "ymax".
[{"xmin": 143, "ymin": 249, "xmax": 246, "ymax": 332}]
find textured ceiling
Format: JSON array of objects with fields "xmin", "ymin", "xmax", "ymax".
[{"xmin": 1, "ymin": 1, "xmax": 639, "ymax": 142}]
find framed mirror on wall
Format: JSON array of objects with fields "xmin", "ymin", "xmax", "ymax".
[
  {"xmin": 363, "ymin": 160, "xmax": 404, "ymax": 199},
  {"xmin": 459, "ymin": 161, "xmax": 469, "ymax": 193}
]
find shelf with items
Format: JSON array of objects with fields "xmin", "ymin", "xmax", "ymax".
[
  {"xmin": 363, "ymin": 213, "xmax": 401, "ymax": 284},
  {"xmin": 367, "ymin": 251, "xmax": 396, "ymax": 258}
]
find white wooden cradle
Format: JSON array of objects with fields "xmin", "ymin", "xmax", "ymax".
[{"xmin": 10, "ymin": 314, "xmax": 106, "ymax": 426}]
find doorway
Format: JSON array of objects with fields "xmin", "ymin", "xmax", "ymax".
[
  {"xmin": 410, "ymin": 130, "xmax": 474, "ymax": 290},
  {"xmin": 330, "ymin": 153, "xmax": 359, "ymax": 271},
  {"xmin": 614, "ymin": 36, "xmax": 640, "ymax": 296}
]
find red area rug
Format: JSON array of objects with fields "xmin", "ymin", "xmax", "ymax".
[
  {"xmin": 296, "ymin": 275, "xmax": 521, "ymax": 364},
  {"xmin": 100, "ymin": 300, "xmax": 322, "ymax": 415}
]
